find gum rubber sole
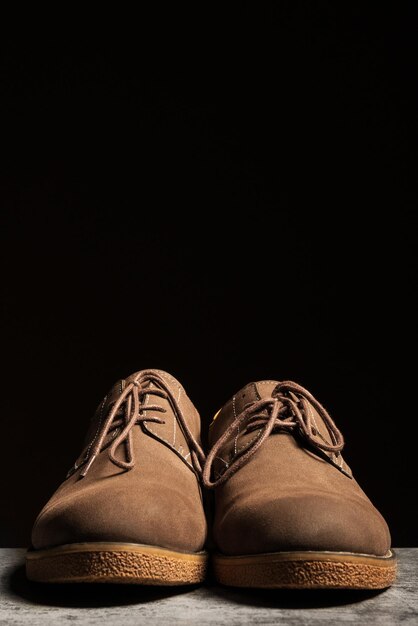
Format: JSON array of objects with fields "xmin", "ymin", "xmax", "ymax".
[
  {"xmin": 213, "ymin": 549, "xmax": 397, "ymax": 589},
  {"xmin": 26, "ymin": 542, "xmax": 208, "ymax": 585}
]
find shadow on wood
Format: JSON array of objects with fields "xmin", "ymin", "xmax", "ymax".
[
  {"xmin": 209, "ymin": 583, "xmax": 386, "ymax": 609},
  {"xmin": 7, "ymin": 564, "xmax": 196, "ymax": 608}
]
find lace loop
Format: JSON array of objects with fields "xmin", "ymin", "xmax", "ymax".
[
  {"xmin": 202, "ymin": 381, "xmax": 344, "ymax": 489},
  {"xmin": 79, "ymin": 371, "xmax": 205, "ymax": 478}
]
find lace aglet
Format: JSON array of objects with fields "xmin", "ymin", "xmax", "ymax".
[{"xmin": 79, "ymin": 454, "xmax": 97, "ymax": 478}]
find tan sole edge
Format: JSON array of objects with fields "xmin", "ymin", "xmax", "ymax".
[
  {"xmin": 26, "ymin": 541, "xmax": 208, "ymax": 585},
  {"xmin": 213, "ymin": 549, "xmax": 397, "ymax": 589}
]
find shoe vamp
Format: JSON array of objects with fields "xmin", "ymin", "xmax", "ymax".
[
  {"xmin": 32, "ymin": 427, "xmax": 206, "ymax": 551},
  {"xmin": 216, "ymin": 433, "xmax": 369, "ymax": 511}
]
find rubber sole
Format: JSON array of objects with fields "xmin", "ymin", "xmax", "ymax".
[
  {"xmin": 26, "ymin": 542, "xmax": 208, "ymax": 585},
  {"xmin": 213, "ymin": 549, "xmax": 397, "ymax": 589}
]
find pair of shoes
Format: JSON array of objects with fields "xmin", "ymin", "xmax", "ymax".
[{"xmin": 26, "ymin": 369, "xmax": 397, "ymax": 590}]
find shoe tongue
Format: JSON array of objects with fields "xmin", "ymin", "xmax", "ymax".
[
  {"xmin": 232, "ymin": 380, "xmax": 279, "ymax": 414},
  {"xmin": 254, "ymin": 380, "xmax": 280, "ymax": 399},
  {"xmin": 101, "ymin": 374, "xmax": 161, "ymax": 415},
  {"xmin": 209, "ymin": 380, "xmax": 280, "ymax": 446},
  {"xmin": 97, "ymin": 370, "xmax": 178, "ymax": 423}
]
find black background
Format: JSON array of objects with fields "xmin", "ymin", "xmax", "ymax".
[{"xmin": 1, "ymin": 5, "xmax": 417, "ymax": 547}]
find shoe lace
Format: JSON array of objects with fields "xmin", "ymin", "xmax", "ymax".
[
  {"xmin": 202, "ymin": 380, "xmax": 344, "ymax": 489},
  {"xmin": 79, "ymin": 370, "xmax": 205, "ymax": 478}
]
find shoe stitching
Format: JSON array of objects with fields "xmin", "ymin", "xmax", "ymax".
[
  {"xmin": 235, "ymin": 428, "xmax": 263, "ymax": 455},
  {"xmin": 69, "ymin": 395, "xmax": 109, "ymax": 474},
  {"xmin": 144, "ymin": 385, "xmax": 193, "ymax": 468},
  {"xmin": 232, "ymin": 395, "xmax": 240, "ymax": 456},
  {"xmin": 306, "ymin": 401, "xmax": 344, "ymax": 469},
  {"xmin": 173, "ymin": 385, "xmax": 182, "ymax": 446},
  {"xmin": 84, "ymin": 395, "xmax": 108, "ymax": 459},
  {"xmin": 256, "ymin": 380, "xmax": 280, "ymax": 386},
  {"xmin": 153, "ymin": 369, "xmax": 183, "ymax": 391}
]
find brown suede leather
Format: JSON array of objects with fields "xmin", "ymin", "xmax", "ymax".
[
  {"xmin": 204, "ymin": 380, "xmax": 391, "ymax": 557},
  {"xmin": 32, "ymin": 369, "xmax": 207, "ymax": 553}
]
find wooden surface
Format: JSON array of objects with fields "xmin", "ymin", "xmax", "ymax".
[{"xmin": 0, "ymin": 548, "xmax": 417, "ymax": 625}]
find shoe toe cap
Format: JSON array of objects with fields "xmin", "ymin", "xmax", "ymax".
[
  {"xmin": 32, "ymin": 482, "xmax": 206, "ymax": 553},
  {"xmin": 215, "ymin": 492, "xmax": 391, "ymax": 556}
]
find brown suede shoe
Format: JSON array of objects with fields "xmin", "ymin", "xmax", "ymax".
[
  {"xmin": 203, "ymin": 380, "xmax": 396, "ymax": 589},
  {"xmin": 26, "ymin": 369, "xmax": 208, "ymax": 585}
]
